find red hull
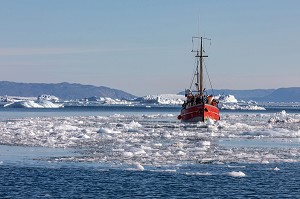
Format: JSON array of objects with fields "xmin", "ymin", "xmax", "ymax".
[{"xmin": 179, "ymin": 104, "xmax": 220, "ymax": 122}]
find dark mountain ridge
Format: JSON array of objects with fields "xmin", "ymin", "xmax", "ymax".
[{"xmin": 0, "ymin": 81, "xmax": 136, "ymax": 100}]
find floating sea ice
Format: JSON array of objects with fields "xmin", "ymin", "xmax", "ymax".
[
  {"xmin": 201, "ymin": 141, "xmax": 211, "ymax": 146},
  {"xmin": 154, "ymin": 152, "xmax": 161, "ymax": 157},
  {"xmin": 163, "ymin": 132, "xmax": 172, "ymax": 138},
  {"xmin": 150, "ymin": 169, "xmax": 177, "ymax": 173},
  {"xmin": 206, "ymin": 118, "xmax": 215, "ymax": 125},
  {"xmin": 153, "ymin": 143, "xmax": 162, "ymax": 147},
  {"xmin": 124, "ymin": 120, "xmax": 142, "ymax": 132},
  {"xmin": 173, "ymin": 142, "xmax": 184, "ymax": 148},
  {"xmin": 225, "ymin": 171, "xmax": 246, "ymax": 177},
  {"xmin": 185, "ymin": 172, "xmax": 212, "ymax": 176},
  {"xmin": 261, "ymin": 160, "xmax": 270, "ymax": 164},
  {"xmin": 123, "ymin": 152, "xmax": 134, "ymax": 158},
  {"xmin": 81, "ymin": 134, "xmax": 90, "ymax": 139},
  {"xmin": 134, "ymin": 162, "xmax": 144, "ymax": 171},
  {"xmin": 268, "ymin": 110, "xmax": 297, "ymax": 123},
  {"xmin": 54, "ymin": 124, "xmax": 78, "ymax": 131},
  {"xmin": 163, "ymin": 151, "xmax": 173, "ymax": 157},
  {"xmin": 273, "ymin": 167, "xmax": 280, "ymax": 171},
  {"xmin": 97, "ymin": 127, "xmax": 121, "ymax": 134},
  {"xmin": 134, "ymin": 149, "xmax": 146, "ymax": 155},
  {"xmin": 176, "ymin": 151, "xmax": 186, "ymax": 156},
  {"xmin": 227, "ymin": 165, "xmax": 246, "ymax": 168},
  {"xmin": 279, "ymin": 110, "xmax": 287, "ymax": 117},
  {"xmin": 4, "ymin": 100, "xmax": 63, "ymax": 108}
]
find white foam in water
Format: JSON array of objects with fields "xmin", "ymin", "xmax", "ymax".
[{"xmin": 0, "ymin": 111, "xmax": 300, "ymax": 167}]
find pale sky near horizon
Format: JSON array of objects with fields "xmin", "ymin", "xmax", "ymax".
[{"xmin": 0, "ymin": 0, "xmax": 299, "ymax": 96}]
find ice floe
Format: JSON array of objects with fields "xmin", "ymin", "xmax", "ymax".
[
  {"xmin": 225, "ymin": 171, "xmax": 246, "ymax": 177},
  {"xmin": 0, "ymin": 111, "xmax": 299, "ymax": 167}
]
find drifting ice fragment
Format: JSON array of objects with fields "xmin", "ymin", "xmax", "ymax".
[
  {"xmin": 273, "ymin": 167, "xmax": 280, "ymax": 171},
  {"xmin": 225, "ymin": 171, "xmax": 246, "ymax": 177},
  {"xmin": 135, "ymin": 162, "xmax": 144, "ymax": 171}
]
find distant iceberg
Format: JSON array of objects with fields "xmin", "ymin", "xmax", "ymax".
[
  {"xmin": 37, "ymin": 94, "xmax": 59, "ymax": 102},
  {"xmin": 137, "ymin": 94, "xmax": 185, "ymax": 105},
  {"xmin": 220, "ymin": 103, "xmax": 266, "ymax": 110},
  {"xmin": 0, "ymin": 96, "xmax": 14, "ymax": 106},
  {"xmin": 2, "ymin": 94, "xmax": 63, "ymax": 108},
  {"xmin": 217, "ymin": 95, "xmax": 265, "ymax": 110},
  {"xmin": 102, "ymin": 97, "xmax": 132, "ymax": 105},
  {"xmin": 217, "ymin": 95, "xmax": 238, "ymax": 103},
  {"xmin": 4, "ymin": 100, "xmax": 63, "ymax": 108},
  {"xmin": 0, "ymin": 93, "xmax": 267, "ymax": 110},
  {"xmin": 133, "ymin": 93, "xmax": 266, "ymax": 110}
]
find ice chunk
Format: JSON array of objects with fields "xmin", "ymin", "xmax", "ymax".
[
  {"xmin": 273, "ymin": 167, "xmax": 280, "ymax": 171},
  {"xmin": 225, "ymin": 171, "xmax": 246, "ymax": 177},
  {"xmin": 97, "ymin": 127, "xmax": 121, "ymax": 134},
  {"xmin": 218, "ymin": 95, "xmax": 238, "ymax": 103},
  {"xmin": 123, "ymin": 152, "xmax": 134, "ymax": 157},
  {"xmin": 134, "ymin": 162, "xmax": 144, "ymax": 171}
]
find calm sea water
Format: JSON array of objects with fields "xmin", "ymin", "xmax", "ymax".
[
  {"xmin": 0, "ymin": 105, "xmax": 299, "ymax": 198},
  {"xmin": 1, "ymin": 163, "xmax": 300, "ymax": 198}
]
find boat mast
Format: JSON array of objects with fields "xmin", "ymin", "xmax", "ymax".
[
  {"xmin": 200, "ymin": 37, "xmax": 204, "ymax": 97},
  {"xmin": 193, "ymin": 37, "xmax": 208, "ymax": 97}
]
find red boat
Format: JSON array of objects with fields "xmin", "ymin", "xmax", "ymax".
[{"xmin": 178, "ymin": 37, "xmax": 220, "ymax": 122}]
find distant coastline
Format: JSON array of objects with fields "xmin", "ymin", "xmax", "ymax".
[{"xmin": 0, "ymin": 81, "xmax": 299, "ymax": 102}]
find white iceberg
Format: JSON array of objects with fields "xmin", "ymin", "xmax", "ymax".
[
  {"xmin": 4, "ymin": 100, "xmax": 63, "ymax": 108},
  {"xmin": 102, "ymin": 97, "xmax": 132, "ymax": 105},
  {"xmin": 217, "ymin": 94, "xmax": 238, "ymax": 103},
  {"xmin": 225, "ymin": 171, "xmax": 246, "ymax": 177},
  {"xmin": 215, "ymin": 94, "xmax": 266, "ymax": 110},
  {"xmin": 37, "ymin": 94, "xmax": 59, "ymax": 102},
  {"xmin": 139, "ymin": 94, "xmax": 185, "ymax": 105}
]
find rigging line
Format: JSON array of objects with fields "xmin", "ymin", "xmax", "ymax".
[
  {"xmin": 189, "ymin": 57, "xmax": 198, "ymax": 90},
  {"xmin": 204, "ymin": 60, "xmax": 215, "ymax": 96}
]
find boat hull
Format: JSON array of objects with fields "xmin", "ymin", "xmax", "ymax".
[{"xmin": 179, "ymin": 104, "xmax": 220, "ymax": 122}]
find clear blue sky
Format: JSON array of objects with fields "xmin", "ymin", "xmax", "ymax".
[{"xmin": 0, "ymin": 0, "xmax": 299, "ymax": 96}]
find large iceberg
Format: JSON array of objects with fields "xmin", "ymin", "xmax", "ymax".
[
  {"xmin": 2, "ymin": 95, "xmax": 63, "ymax": 108},
  {"xmin": 0, "ymin": 93, "xmax": 266, "ymax": 110},
  {"xmin": 217, "ymin": 95, "xmax": 238, "ymax": 103},
  {"xmin": 37, "ymin": 94, "xmax": 59, "ymax": 102},
  {"xmin": 4, "ymin": 100, "xmax": 63, "ymax": 108},
  {"xmin": 137, "ymin": 94, "xmax": 185, "ymax": 105},
  {"xmin": 216, "ymin": 95, "xmax": 265, "ymax": 110}
]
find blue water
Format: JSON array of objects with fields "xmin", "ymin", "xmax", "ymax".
[
  {"xmin": 0, "ymin": 105, "xmax": 299, "ymax": 121},
  {"xmin": 0, "ymin": 163, "xmax": 299, "ymax": 198},
  {"xmin": 0, "ymin": 105, "xmax": 299, "ymax": 198}
]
